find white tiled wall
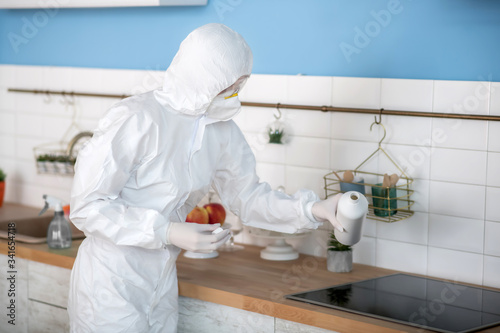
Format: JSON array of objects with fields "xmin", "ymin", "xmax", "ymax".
[{"xmin": 1, "ymin": 65, "xmax": 499, "ymax": 288}]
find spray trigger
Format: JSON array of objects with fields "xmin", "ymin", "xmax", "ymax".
[
  {"xmin": 39, "ymin": 194, "xmax": 64, "ymax": 215},
  {"xmin": 39, "ymin": 202, "xmax": 49, "ymax": 216}
]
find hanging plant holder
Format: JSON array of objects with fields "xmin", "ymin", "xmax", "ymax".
[
  {"xmin": 34, "ymin": 132, "xmax": 93, "ymax": 176},
  {"xmin": 268, "ymin": 120, "xmax": 286, "ymax": 144},
  {"xmin": 267, "ymin": 103, "xmax": 288, "ymax": 144},
  {"xmin": 34, "ymin": 143, "xmax": 74, "ymax": 175},
  {"xmin": 33, "ymin": 92, "xmax": 93, "ymax": 176}
]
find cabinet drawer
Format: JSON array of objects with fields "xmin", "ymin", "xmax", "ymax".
[
  {"xmin": 28, "ymin": 261, "xmax": 71, "ymax": 308},
  {"xmin": 28, "ymin": 300, "xmax": 69, "ymax": 333},
  {"xmin": 178, "ymin": 296, "xmax": 274, "ymax": 333}
]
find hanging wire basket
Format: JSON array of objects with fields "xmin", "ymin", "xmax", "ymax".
[
  {"xmin": 34, "ymin": 131, "xmax": 93, "ymax": 176},
  {"xmin": 32, "ymin": 91, "xmax": 94, "ymax": 176},
  {"xmin": 326, "ymin": 118, "xmax": 415, "ymax": 223},
  {"xmin": 34, "ymin": 142, "xmax": 75, "ymax": 175},
  {"xmin": 324, "ymin": 170, "xmax": 414, "ymax": 223}
]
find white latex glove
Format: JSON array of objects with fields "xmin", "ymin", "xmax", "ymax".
[
  {"xmin": 311, "ymin": 194, "xmax": 345, "ymax": 232},
  {"xmin": 167, "ymin": 222, "xmax": 231, "ymax": 252}
]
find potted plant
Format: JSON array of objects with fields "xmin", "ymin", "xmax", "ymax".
[
  {"xmin": 268, "ymin": 127, "xmax": 284, "ymax": 144},
  {"xmin": 267, "ymin": 119, "xmax": 287, "ymax": 144},
  {"xmin": 0, "ymin": 168, "xmax": 6, "ymax": 208},
  {"xmin": 327, "ymin": 231, "xmax": 353, "ymax": 273},
  {"xmin": 55, "ymin": 154, "xmax": 71, "ymax": 174},
  {"xmin": 45, "ymin": 154, "xmax": 58, "ymax": 173},
  {"xmin": 68, "ymin": 156, "xmax": 77, "ymax": 174},
  {"xmin": 36, "ymin": 154, "xmax": 49, "ymax": 173}
]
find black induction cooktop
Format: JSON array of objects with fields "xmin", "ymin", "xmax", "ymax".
[{"xmin": 286, "ymin": 274, "xmax": 500, "ymax": 333}]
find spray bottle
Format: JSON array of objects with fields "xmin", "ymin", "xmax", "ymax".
[
  {"xmin": 335, "ymin": 191, "xmax": 369, "ymax": 246},
  {"xmin": 39, "ymin": 194, "xmax": 72, "ymax": 249}
]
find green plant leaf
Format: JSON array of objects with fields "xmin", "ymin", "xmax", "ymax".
[
  {"xmin": 328, "ymin": 232, "xmax": 352, "ymax": 252},
  {"xmin": 268, "ymin": 129, "xmax": 284, "ymax": 144}
]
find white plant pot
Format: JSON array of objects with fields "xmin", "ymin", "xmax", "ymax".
[
  {"xmin": 55, "ymin": 162, "xmax": 69, "ymax": 174},
  {"xmin": 46, "ymin": 162, "xmax": 57, "ymax": 173},
  {"xmin": 327, "ymin": 250, "xmax": 353, "ymax": 273},
  {"xmin": 66, "ymin": 163, "xmax": 75, "ymax": 174},
  {"xmin": 36, "ymin": 161, "xmax": 47, "ymax": 173}
]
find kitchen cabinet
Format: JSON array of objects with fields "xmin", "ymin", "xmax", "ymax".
[
  {"xmin": 0, "ymin": 256, "xmax": 70, "ymax": 333},
  {"xmin": 178, "ymin": 296, "xmax": 337, "ymax": 333},
  {"xmin": 28, "ymin": 300, "xmax": 69, "ymax": 333},
  {"xmin": 28, "ymin": 260, "xmax": 71, "ymax": 308},
  {"xmin": 28, "ymin": 260, "xmax": 71, "ymax": 332},
  {"xmin": 178, "ymin": 296, "xmax": 275, "ymax": 332}
]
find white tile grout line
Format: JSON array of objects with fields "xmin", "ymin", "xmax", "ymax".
[
  {"xmin": 426, "ymin": 86, "xmax": 435, "ymax": 278},
  {"xmin": 486, "ymin": 81, "xmax": 491, "ymax": 116},
  {"xmin": 430, "ymin": 80, "xmax": 435, "ymax": 113},
  {"xmin": 482, "ymin": 140, "xmax": 490, "ymax": 286}
]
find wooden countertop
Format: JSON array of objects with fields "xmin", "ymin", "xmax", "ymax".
[{"xmin": 1, "ymin": 203, "xmax": 500, "ymax": 333}]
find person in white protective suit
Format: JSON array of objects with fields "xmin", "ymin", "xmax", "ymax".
[{"xmin": 68, "ymin": 23, "xmax": 344, "ymax": 332}]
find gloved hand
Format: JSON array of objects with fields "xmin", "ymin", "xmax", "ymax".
[
  {"xmin": 311, "ymin": 194, "xmax": 345, "ymax": 232},
  {"xmin": 167, "ymin": 222, "xmax": 231, "ymax": 252}
]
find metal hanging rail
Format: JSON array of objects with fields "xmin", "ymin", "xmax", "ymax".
[
  {"xmin": 8, "ymin": 88, "xmax": 130, "ymax": 100},
  {"xmin": 8, "ymin": 87, "xmax": 500, "ymax": 122}
]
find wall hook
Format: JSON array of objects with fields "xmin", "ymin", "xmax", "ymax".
[
  {"xmin": 274, "ymin": 103, "xmax": 282, "ymax": 119},
  {"xmin": 374, "ymin": 108, "xmax": 384, "ymax": 124},
  {"xmin": 59, "ymin": 91, "xmax": 75, "ymax": 105},
  {"xmin": 43, "ymin": 90, "xmax": 52, "ymax": 104},
  {"xmin": 60, "ymin": 91, "xmax": 68, "ymax": 105},
  {"xmin": 68, "ymin": 91, "xmax": 75, "ymax": 105}
]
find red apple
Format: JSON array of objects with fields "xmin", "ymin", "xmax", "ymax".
[
  {"xmin": 203, "ymin": 203, "xmax": 226, "ymax": 226},
  {"xmin": 186, "ymin": 206, "xmax": 209, "ymax": 224}
]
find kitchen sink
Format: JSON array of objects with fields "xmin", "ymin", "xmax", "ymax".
[{"xmin": 0, "ymin": 215, "xmax": 85, "ymax": 244}]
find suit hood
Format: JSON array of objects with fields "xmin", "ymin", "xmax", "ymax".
[{"xmin": 156, "ymin": 23, "xmax": 253, "ymax": 117}]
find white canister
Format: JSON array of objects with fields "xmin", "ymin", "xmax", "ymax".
[{"xmin": 335, "ymin": 191, "xmax": 368, "ymax": 246}]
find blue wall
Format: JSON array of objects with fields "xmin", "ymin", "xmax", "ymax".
[{"xmin": 1, "ymin": 0, "xmax": 499, "ymax": 81}]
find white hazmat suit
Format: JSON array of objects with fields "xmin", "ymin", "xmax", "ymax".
[{"xmin": 68, "ymin": 23, "xmax": 340, "ymax": 332}]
